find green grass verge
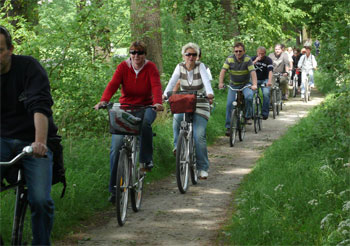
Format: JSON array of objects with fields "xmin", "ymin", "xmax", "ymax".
[
  {"xmin": 0, "ymin": 88, "xmax": 228, "ymax": 244},
  {"xmin": 220, "ymin": 87, "xmax": 350, "ymax": 245}
]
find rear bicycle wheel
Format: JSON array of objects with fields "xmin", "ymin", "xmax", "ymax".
[
  {"xmin": 304, "ymin": 79, "xmax": 309, "ymax": 103},
  {"xmin": 189, "ymin": 136, "xmax": 198, "ymax": 185},
  {"xmin": 272, "ymin": 89, "xmax": 277, "ymax": 119},
  {"xmin": 176, "ymin": 131, "xmax": 189, "ymax": 194},
  {"xmin": 229, "ymin": 108, "xmax": 238, "ymax": 147},
  {"xmin": 130, "ymin": 140, "xmax": 143, "ymax": 212},
  {"xmin": 276, "ymin": 89, "xmax": 281, "ymax": 115},
  {"xmin": 253, "ymin": 95, "xmax": 258, "ymax": 134},
  {"xmin": 238, "ymin": 109, "xmax": 246, "ymax": 141},
  {"xmin": 12, "ymin": 187, "xmax": 29, "ymax": 246},
  {"xmin": 116, "ymin": 149, "xmax": 129, "ymax": 226},
  {"xmin": 257, "ymin": 96, "xmax": 262, "ymax": 131}
]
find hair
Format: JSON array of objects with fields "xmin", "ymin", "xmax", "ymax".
[
  {"xmin": 294, "ymin": 48, "xmax": 301, "ymax": 53},
  {"xmin": 181, "ymin": 42, "xmax": 200, "ymax": 56},
  {"xmin": 257, "ymin": 46, "xmax": 266, "ymax": 53},
  {"xmin": 234, "ymin": 42, "xmax": 245, "ymax": 51},
  {"xmin": 280, "ymin": 44, "xmax": 286, "ymax": 49},
  {"xmin": 0, "ymin": 26, "xmax": 13, "ymax": 49},
  {"xmin": 129, "ymin": 41, "xmax": 147, "ymax": 55},
  {"xmin": 198, "ymin": 48, "xmax": 202, "ymax": 58},
  {"xmin": 304, "ymin": 46, "xmax": 312, "ymax": 50},
  {"xmin": 275, "ymin": 44, "xmax": 283, "ymax": 49}
]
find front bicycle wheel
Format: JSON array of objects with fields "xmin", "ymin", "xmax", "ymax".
[
  {"xmin": 304, "ymin": 79, "xmax": 309, "ymax": 103},
  {"xmin": 12, "ymin": 187, "xmax": 29, "ymax": 246},
  {"xmin": 229, "ymin": 108, "xmax": 238, "ymax": 147},
  {"xmin": 189, "ymin": 136, "xmax": 198, "ymax": 185},
  {"xmin": 292, "ymin": 76, "xmax": 298, "ymax": 97},
  {"xmin": 116, "ymin": 149, "xmax": 129, "ymax": 226},
  {"xmin": 176, "ymin": 131, "xmax": 189, "ymax": 194},
  {"xmin": 272, "ymin": 89, "xmax": 277, "ymax": 119},
  {"xmin": 238, "ymin": 109, "xmax": 246, "ymax": 141},
  {"xmin": 257, "ymin": 96, "xmax": 262, "ymax": 131},
  {"xmin": 130, "ymin": 141, "xmax": 144, "ymax": 212},
  {"xmin": 253, "ymin": 95, "xmax": 258, "ymax": 134},
  {"xmin": 276, "ymin": 89, "xmax": 281, "ymax": 115}
]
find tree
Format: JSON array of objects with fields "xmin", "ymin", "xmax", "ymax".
[
  {"xmin": 220, "ymin": 0, "xmax": 240, "ymax": 39},
  {"xmin": 130, "ymin": 0, "xmax": 163, "ymax": 73}
]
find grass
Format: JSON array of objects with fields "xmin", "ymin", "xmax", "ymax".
[
  {"xmin": 220, "ymin": 74, "xmax": 350, "ymax": 245},
  {"xmin": 0, "ymin": 88, "xmax": 229, "ymax": 244}
]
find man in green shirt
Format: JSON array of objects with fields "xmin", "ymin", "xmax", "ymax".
[{"xmin": 219, "ymin": 42, "xmax": 257, "ymax": 136}]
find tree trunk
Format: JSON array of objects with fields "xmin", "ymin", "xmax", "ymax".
[
  {"xmin": 0, "ymin": 0, "xmax": 38, "ymax": 27},
  {"xmin": 130, "ymin": 0, "xmax": 163, "ymax": 74},
  {"xmin": 220, "ymin": 0, "xmax": 240, "ymax": 39}
]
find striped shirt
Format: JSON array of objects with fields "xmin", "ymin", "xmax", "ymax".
[{"xmin": 222, "ymin": 54, "xmax": 255, "ymax": 85}]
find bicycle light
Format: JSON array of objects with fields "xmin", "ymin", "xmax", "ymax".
[{"xmin": 233, "ymin": 101, "xmax": 238, "ymax": 106}]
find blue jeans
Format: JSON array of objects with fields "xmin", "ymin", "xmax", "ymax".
[
  {"xmin": 0, "ymin": 137, "xmax": 54, "ymax": 246},
  {"xmin": 173, "ymin": 113, "xmax": 209, "ymax": 172},
  {"xmin": 109, "ymin": 108, "xmax": 156, "ymax": 194},
  {"xmin": 257, "ymin": 79, "xmax": 271, "ymax": 118},
  {"xmin": 225, "ymin": 83, "xmax": 254, "ymax": 128}
]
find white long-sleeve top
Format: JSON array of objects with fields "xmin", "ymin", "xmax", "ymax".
[
  {"xmin": 163, "ymin": 63, "xmax": 214, "ymax": 96},
  {"xmin": 298, "ymin": 54, "xmax": 317, "ymax": 72}
]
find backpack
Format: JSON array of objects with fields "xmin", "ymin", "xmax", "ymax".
[{"xmin": 47, "ymin": 136, "xmax": 67, "ymax": 198}]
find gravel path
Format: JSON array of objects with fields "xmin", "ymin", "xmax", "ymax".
[{"xmin": 55, "ymin": 89, "xmax": 324, "ymax": 246}]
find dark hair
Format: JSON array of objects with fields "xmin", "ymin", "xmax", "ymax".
[
  {"xmin": 275, "ymin": 44, "xmax": 282, "ymax": 49},
  {"xmin": 234, "ymin": 42, "xmax": 245, "ymax": 51},
  {"xmin": 280, "ymin": 44, "xmax": 286, "ymax": 49},
  {"xmin": 0, "ymin": 26, "xmax": 13, "ymax": 49},
  {"xmin": 198, "ymin": 48, "xmax": 202, "ymax": 58},
  {"xmin": 129, "ymin": 41, "xmax": 147, "ymax": 55},
  {"xmin": 304, "ymin": 46, "xmax": 312, "ymax": 50}
]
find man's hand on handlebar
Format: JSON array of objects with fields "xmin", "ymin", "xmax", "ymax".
[
  {"xmin": 31, "ymin": 141, "xmax": 48, "ymax": 157},
  {"xmin": 94, "ymin": 101, "xmax": 108, "ymax": 110}
]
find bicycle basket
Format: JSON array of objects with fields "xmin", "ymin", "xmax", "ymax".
[
  {"xmin": 168, "ymin": 93, "xmax": 197, "ymax": 114},
  {"xmin": 108, "ymin": 104, "xmax": 144, "ymax": 135}
]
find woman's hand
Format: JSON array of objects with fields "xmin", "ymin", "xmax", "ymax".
[
  {"xmin": 94, "ymin": 101, "xmax": 107, "ymax": 110},
  {"xmin": 207, "ymin": 94, "xmax": 214, "ymax": 105},
  {"xmin": 153, "ymin": 103, "xmax": 164, "ymax": 112}
]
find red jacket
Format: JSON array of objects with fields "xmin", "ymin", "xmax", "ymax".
[{"xmin": 101, "ymin": 59, "xmax": 162, "ymax": 105}]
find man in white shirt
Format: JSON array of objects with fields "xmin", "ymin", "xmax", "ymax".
[{"xmin": 298, "ymin": 46, "xmax": 317, "ymax": 99}]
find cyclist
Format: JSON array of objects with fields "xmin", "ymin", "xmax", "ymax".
[
  {"xmin": 292, "ymin": 48, "xmax": 302, "ymax": 90},
  {"xmin": 297, "ymin": 46, "xmax": 317, "ymax": 100},
  {"xmin": 219, "ymin": 42, "xmax": 257, "ymax": 135},
  {"xmin": 251, "ymin": 46, "xmax": 273, "ymax": 120},
  {"xmin": 94, "ymin": 41, "xmax": 163, "ymax": 203},
  {"xmin": 268, "ymin": 44, "xmax": 290, "ymax": 100},
  {"xmin": 0, "ymin": 26, "xmax": 58, "ymax": 245},
  {"xmin": 163, "ymin": 42, "xmax": 214, "ymax": 179},
  {"xmin": 314, "ymin": 39, "xmax": 320, "ymax": 56}
]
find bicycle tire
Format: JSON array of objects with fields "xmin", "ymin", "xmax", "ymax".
[
  {"xmin": 257, "ymin": 96, "xmax": 262, "ymax": 131},
  {"xmin": 229, "ymin": 108, "xmax": 238, "ymax": 147},
  {"xmin": 304, "ymin": 78, "xmax": 309, "ymax": 103},
  {"xmin": 238, "ymin": 109, "xmax": 246, "ymax": 141},
  {"xmin": 253, "ymin": 95, "xmax": 259, "ymax": 134},
  {"xmin": 189, "ymin": 136, "xmax": 198, "ymax": 185},
  {"xmin": 292, "ymin": 76, "xmax": 298, "ymax": 97},
  {"xmin": 116, "ymin": 149, "xmax": 129, "ymax": 226},
  {"xmin": 130, "ymin": 140, "xmax": 143, "ymax": 212},
  {"xmin": 176, "ymin": 131, "xmax": 189, "ymax": 194},
  {"xmin": 12, "ymin": 186, "xmax": 29, "ymax": 246},
  {"xmin": 276, "ymin": 89, "xmax": 281, "ymax": 115},
  {"xmin": 272, "ymin": 89, "xmax": 277, "ymax": 119}
]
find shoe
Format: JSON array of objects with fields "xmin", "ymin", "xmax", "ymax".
[
  {"xmin": 173, "ymin": 148, "xmax": 176, "ymax": 157},
  {"xmin": 108, "ymin": 194, "xmax": 116, "ymax": 204},
  {"xmin": 310, "ymin": 84, "xmax": 315, "ymax": 88},
  {"xmin": 199, "ymin": 170, "xmax": 208, "ymax": 179},
  {"xmin": 141, "ymin": 161, "xmax": 154, "ymax": 172},
  {"xmin": 246, "ymin": 119, "xmax": 252, "ymax": 125},
  {"xmin": 225, "ymin": 128, "xmax": 230, "ymax": 136},
  {"xmin": 301, "ymin": 94, "xmax": 304, "ymax": 99},
  {"xmin": 263, "ymin": 115, "xmax": 268, "ymax": 120}
]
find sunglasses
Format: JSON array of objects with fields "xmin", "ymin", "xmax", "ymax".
[
  {"xmin": 185, "ymin": 53, "xmax": 198, "ymax": 57},
  {"xmin": 234, "ymin": 50, "xmax": 243, "ymax": 53},
  {"xmin": 130, "ymin": 50, "xmax": 145, "ymax": 55}
]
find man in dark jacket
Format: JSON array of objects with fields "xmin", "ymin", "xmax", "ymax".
[{"xmin": 0, "ymin": 26, "xmax": 58, "ymax": 245}]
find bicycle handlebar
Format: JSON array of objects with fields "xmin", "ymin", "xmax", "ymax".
[
  {"xmin": 223, "ymin": 84, "xmax": 252, "ymax": 91},
  {"xmin": 96, "ymin": 102, "xmax": 156, "ymax": 110},
  {"xmin": 0, "ymin": 146, "xmax": 33, "ymax": 166}
]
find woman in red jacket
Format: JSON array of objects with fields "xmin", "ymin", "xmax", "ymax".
[{"xmin": 94, "ymin": 41, "xmax": 163, "ymax": 203}]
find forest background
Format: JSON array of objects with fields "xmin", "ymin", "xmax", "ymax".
[{"xmin": 0, "ymin": 0, "xmax": 349, "ymax": 245}]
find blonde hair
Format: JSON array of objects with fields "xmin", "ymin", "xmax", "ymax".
[{"xmin": 181, "ymin": 42, "xmax": 200, "ymax": 56}]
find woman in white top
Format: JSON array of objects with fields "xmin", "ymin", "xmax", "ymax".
[{"xmin": 163, "ymin": 42, "xmax": 214, "ymax": 179}]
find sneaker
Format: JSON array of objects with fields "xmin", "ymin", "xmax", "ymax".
[
  {"xmin": 310, "ymin": 84, "xmax": 315, "ymax": 88},
  {"xmin": 301, "ymin": 94, "xmax": 304, "ymax": 99},
  {"xmin": 141, "ymin": 161, "xmax": 154, "ymax": 172},
  {"xmin": 108, "ymin": 194, "xmax": 116, "ymax": 204},
  {"xmin": 225, "ymin": 128, "xmax": 230, "ymax": 136},
  {"xmin": 199, "ymin": 170, "xmax": 208, "ymax": 179},
  {"xmin": 262, "ymin": 115, "xmax": 268, "ymax": 120}
]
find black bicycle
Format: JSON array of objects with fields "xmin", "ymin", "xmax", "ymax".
[
  {"xmin": 99, "ymin": 103, "xmax": 154, "ymax": 226},
  {"xmin": 225, "ymin": 84, "xmax": 251, "ymax": 147},
  {"xmin": 271, "ymin": 73, "xmax": 283, "ymax": 119},
  {"xmin": 0, "ymin": 146, "xmax": 33, "ymax": 246},
  {"xmin": 253, "ymin": 84, "xmax": 265, "ymax": 134}
]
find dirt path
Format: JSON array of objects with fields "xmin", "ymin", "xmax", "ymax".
[{"xmin": 56, "ymin": 90, "xmax": 324, "ymax": 246}]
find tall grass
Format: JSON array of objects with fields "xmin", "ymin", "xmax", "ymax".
[
  {"xmin": 221, "ymin": 77, "xmax": 350, "ymax": 245},
  {"xmin": 0, "ymin": 89, "xmax": 228, "ymax": 243}
]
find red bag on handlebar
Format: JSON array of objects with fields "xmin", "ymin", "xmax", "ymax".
[{"xmin": 168, "ymin": 94, "xmax": 197, "ymax": 114}]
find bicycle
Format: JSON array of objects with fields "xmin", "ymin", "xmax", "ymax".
[
  {"xmin": 0, "ymin": 146, "xmax": 33, "ymax": 246},
  {"xmin": 271, "ymin": 73, "xmax": 283, "ymax": 119},
  {"xmin": 167, "ymin": 91, "xmax": 208, "ymax": 194},
  {"xmin": 224, "ymin": 84, "xmax": 251, "ymax": 147},
  {"xmin": 253, "ymin": 84, "xmax": 265, "ymax": 134},
  {"xmin": 291, "ymin": 68, "xmax": 300, "ymax": 98},
  {"xmin": 303, "ymin": 71, "xmax": 312, "ymax": 103},
  {"xmin": 99, "ymin": 103, "xmax": 154, "ymax": 226}
]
